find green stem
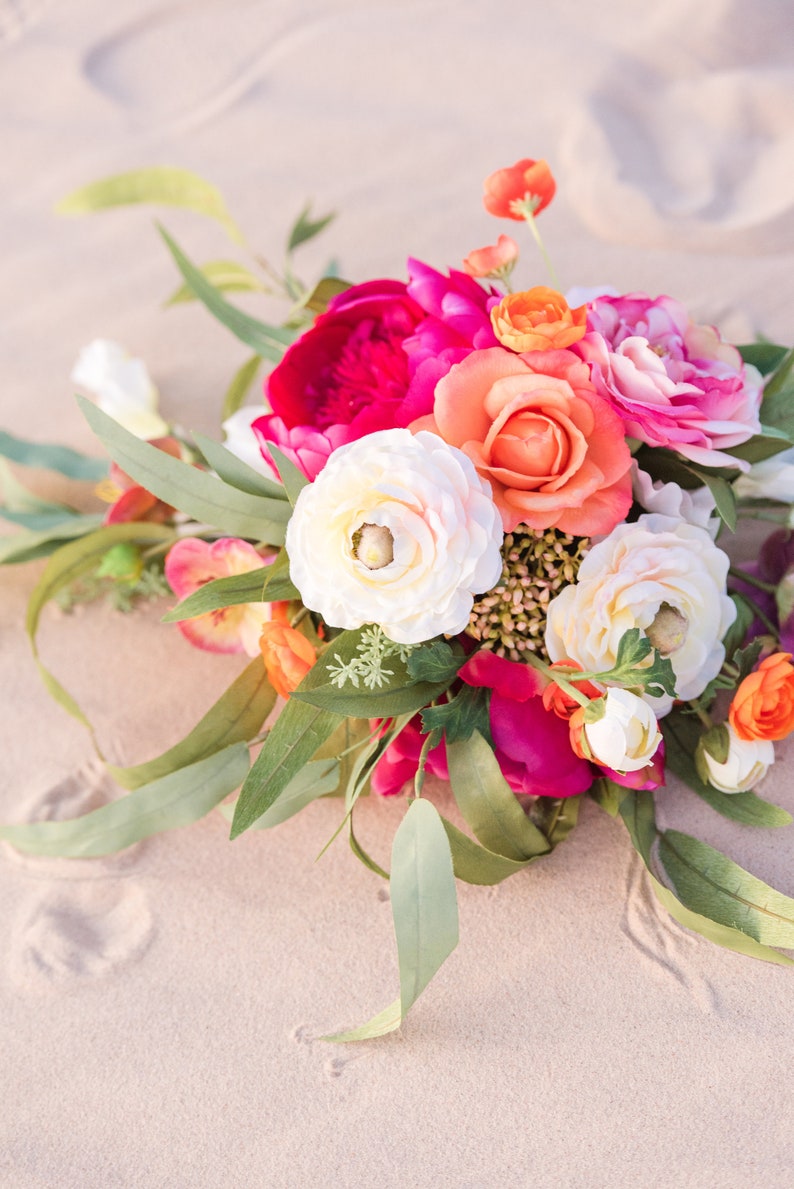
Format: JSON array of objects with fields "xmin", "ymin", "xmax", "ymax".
[
  {"xmin": 413, "ymin": 731, "xmax": 434, "ymax": 798},
  {"xmin": 729, "ymin": 566, "xmax": 776, "ymax": 594},
  {"xmin": 523, "ymin": 651, "xmax": 591, "ymax": 707},
  {"xmin": 524, "ymin": 211, "xmax": 560, "ymax": 289}
]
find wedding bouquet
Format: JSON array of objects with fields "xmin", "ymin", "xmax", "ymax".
[{"xmin": 3, "ymin": 160, "xmax": 794, "ymax": 1040}]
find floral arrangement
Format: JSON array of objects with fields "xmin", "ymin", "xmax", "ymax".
[{"xmin": 3, "ymin": 160, "xmax": 794, "ymax": 1040}]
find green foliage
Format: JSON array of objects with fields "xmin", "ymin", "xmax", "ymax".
[
  {"xmin": 599, "ymin": 627, "xmax": 677, "ymax": 700},
  {"xmin": 220, "ymin": 757, "xmax": 340, "ymax": 830},
  {"xmin": 286, "ymin": 202, "xmax": 335, "ymax": 253},
  {"xmin": 736, "ymin": 342, "xmax": 788, "ymax": 374},
  {"xmin": 420, "ymin": 684, "xmax": 490, "ymax": 747},
  {"xmin": 78, "ymin": 397, "xmax": 290, "ymax": 544},
  {"xmin": 0, "ymin": 745, "xmax": 249, "ymax": 858},
  {"xmin": 57, "ymin": 166, "xmax": 244, "ymax": 243},
  {"xmin": 266, "ymin": 444, "xmax": 309, "ymax": 506},
  {"xmin": 192, "ymin": 432, "xmax": 286, "ymax": 499},
  {"xmin": 0, "ymin": 429, "xmax": 108, "ymax": 481},
  {"xmin": 405, "ymin": 639, "xmax": 462, "ymax": 685},
  {"xmin": 221, "ymin": 354, "xmax": 263, "ymax": 422},
  {"xmin": 165, "ymin": 259, "xmax": 264, "ymax": 305}
]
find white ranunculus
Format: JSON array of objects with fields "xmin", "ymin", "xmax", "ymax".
[
  {"xmin": 583, "ymin": 688, "xmax": 661, "ymax": 772},
  {"xmin": 71, "ymin": 339, "xmax": 168, "ymax": 439},
  {"xmin": 221, "ymin": 406, "xmax": 274, "ymax": 477},
  {"xmin": 544, "ymin": 513, "xmax": 736, "ymax": 716},
  {"xmin": 631, "ymin": 463, "xmax": 717, "ymax": 534},
  {"xmin": 733, "ymin": 448, "xmax": 794, "ymax": 505},
  {"xmin": 286, "ymin": 429, "xmax": 504, "ymax": 645},
  {"xmin": 701, "ymin": 725, "xmax": 775, "ymax": 793}
]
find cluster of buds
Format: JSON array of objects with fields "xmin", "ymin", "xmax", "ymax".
[{"xmin": 467, "ymin": 529, "xmax": 589, "ymax": 661}]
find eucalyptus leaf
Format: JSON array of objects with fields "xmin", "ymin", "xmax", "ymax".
[
  {"xmin": 349, "ymin": 812, "xmax": 389, "ymax": 880},
  {"xmin": 0, "ymin": 744, "xmax": 249, "ymax": 858},
  {"xmin": 165, "ymin": 259, "xmax": 264, "ymax": 305},
  {"xmin": 57, "ymin": 166, "xmax": 244, "ymax": 243},
  {"xmin": 108, "ymin": 657, "xmax": 277, "ymax": 790},
  {"xmin": 0, "ymin": 514, "xmax": 105, "ymax": 565},
  {"xmin": 0, "ymin": 460, "xmax": 74, "ymax": 514},
  {"xmin": 659, "ymin": 829, "xmax": 794, "ymax": 948},
  {"xmin": 391, "ymin": 797, "xmax": 459, "ymax": 1016},
  {"xmin": 220, "ymin": 757, "xmax": 340, "ymax": 830},
  {"xmin": 287, "ymin": 203, "xmax": 335, "ymax": 253},
  {"xmin": 230, "ymin": 698, "xmax": 342, "ymax": 838},
  {"xmin": 78, "ymin": 397, "xmax": 289, "ymax": 544},
  {"xmin": 192, "ymin": 432, "xmax": 287, "ymax": 499},
  {"xmin": 162, "ymin": 563, "xmax": 297, "ymax": 623},
  {"xmin": 158, "ymin": 227, "xmax": 296, "ymax": 362},
  {"xmin": 265, "ymin": 443, "xmax": 309, "ymax": 506},
  {"xmin": 0, "ymin": 429, "xmax": 108, "ymax": 481},
  {"xmin": 447, "ymin": 732, "xmax": 551, "ymax": 861},
  {"xmin": 440, "ymin": 817, "xmax": 535, "ymax": 885},
  {"xmin": 221, "ymin": 355, "xmax": 264, "ymax": 422},
  {"xmin": 322, "ymin": 998, "xmax": 403, "ymax": 1044}
]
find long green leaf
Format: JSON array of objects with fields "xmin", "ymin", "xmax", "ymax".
[
  {"xmin": 391, "ymin": 798, "xmax": 459, "ymax": 1017},
  {"xmin": 220, "ymin": 757, "xmax": 339, "ymax": 830},
  {"xmin": 0, "ymin": 744, "xmax": 249, "ymax": 858},
  {"xmin": 0, "ymin": 429, "xmax": 108, "ymax": 480},
  {"xmin": 57, "ymin": 166, "xmax": 244, "ymax": 244},
  {"xmin": 165, "ymin": 260, "xmax": 264, "ymax": 305},
  {"xmin": 108, "ymin": 658, "xmax": 277, "ymax": 789},
  {"xmin": 763, "ymin": 344, "xmax": 794, "ymax": 400},
  {"xmin": 221, "ymin": 354, "xmax": 264, "ymax": 422},
  {"xmin": 727, "ymin": 427, "xmax": 792, "ymax": 464},
  {"xmin": 287, "ymin": 203, "xmax": 335, "ymax": 253},
  {"xmin": 78, "ymin": 397, "xmax": 289, "ymax": 544},
  {"xmin": 0, "ymin": 514, "xmax": 105, "ymax": 565},
  {"xmin": 192, "ymin": 432, "xmax": 286, "ymax": 499},
  {"xmin": 447, "ymin": 732, "xmax": 551, "ymax": 861},
  {"xmin": 26, "ymin": 522, "xmax": 176, "ymax": 728},
  {"xmin": 737, "ymin": 342, "xmax": 788, "ymax": 375},
  {"xmin": 620, "ymin": 792, "xmax": 794, "ymax": 965},
  {"xmin": 158, "ymin": 227, "xmax": 297, "ymax": 362},
  {"xmin": 162, "ymin": 563, "xmax": 297, "ymax": 623},
  {"xmin": 323, "ymin": 999, "xmax": 402, "ymax": 1044},
  {"xmin": 440, "ymin": 817, "xmax": 534, "ymax": 885},
  {"xmin": 266, "ymin": 444, "xmax": 309, "ymax": 506},
  {"xmin": 230, "ymin": 699, "xmax": 342, "ymax": 838},
  {"xmin": 659, "ymin": 830, "xmax": 794, "ymax": 948}
]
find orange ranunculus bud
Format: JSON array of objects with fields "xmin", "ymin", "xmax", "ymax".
[
  {"xmin": 259, "ymin": 621, "xmax": 316, "ymax": 700},
  {"xmin": 490, "ymin": 287, "xmax": 587, "ymax": 353},
  {"xmin": 483, "ymin": 159, "xmax": 556, "ymax": 221},
  {"xmin": 542, "ymin": 661, "xmax": 601, "ymax": 721},
  {"xmin": 728, "ymin": 652, "xmax": 794, "ymax": 742},
  {"xmin": 462, "ymin": 234, "xmax": 519, "ymax": 279}
]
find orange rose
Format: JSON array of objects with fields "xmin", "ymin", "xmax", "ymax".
[
  {"xmin": 412, "ymin": 346, "xmax": 633, "ymax": 536},
  {"xmin": 462, "ymin": 235, "xmax": 519, "ymax": 279},
  {"xmin": 542, "ymin": 661, "xmax": 601, "ymax": 720},
  {"xmin": 491, "ymin": 288, "xmax": 586, "ymax": 353},
  {"xmin": 483, "ymin": 159, "xmax": 556, "ymax": 220},
  {"xmin": 259, "ymin": 621, "xmax": 316, "ymax": 700},
  {"xmin": 728, "ymin": 652, "xmax": 794, "ymax": 742}
]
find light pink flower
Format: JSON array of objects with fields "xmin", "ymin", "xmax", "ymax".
[
  {"xmin": 462, "ymin": 235, "xmax": 519, "ymax": 279},
  {"xmin": 165, "ymin": 538, "xmax": 274, "ymax": 656},
  {"xmin": 574, "ymin": 293, "xmax": 762, "ymax": 469}
]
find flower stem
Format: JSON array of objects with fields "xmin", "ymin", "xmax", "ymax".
[
  {"xmin": 522, "ymin": 651, "xmax": 591, "ymax": 707},
  {"xmin": 728, "ymin": 566, "xmax": 776, "ymax": 594},
  {"xmin": 413, "ymin": 731, "xmax": 434, "ymax": 798},
  {"xmin": 523, "ymin": 210, "xmax": 561, "ymax": 289}
]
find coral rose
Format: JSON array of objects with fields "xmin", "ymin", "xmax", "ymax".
[
  {"xmin": 483, "ymin": 159, "xmax": 556, "ymax": 220},
  {"xmin": 415, "ymin": 346, "xmax": 633, "ymax": 536},
  {"xmin": 490, "ymin": 288, "xmax": 586, "ymax": 353},
  {"xmin": 259, "ymin": 621, "xmax": 316, "ymax": 699},
  {"xmin": 729, "ymin": 652, "xmax": 794, "ymax": 742}
]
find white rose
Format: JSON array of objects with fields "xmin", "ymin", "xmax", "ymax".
[
  {"xmin": 221, "ymin": 406, "xmax": 275, "ymax": 477},
  {"xmin": 701, "ymin": 725, "xmax": 775, "ymax": 793},
  {"xmin": 71, "ymin": 339, "xmax": 168, "ymax": 439},
  {"xmin": 286, "ymin": 429, "xmax": 503, "ymax": 645},
  {"xmin": 733, "ymin": 448, "xmax": 794, "ymax": 506},
  {"xmin": 631, "ymin": 463, "xmax": 717, "ymax": 534},
  {"xmin": 545, "ymin": 513, "xmax": 736, "ymax": 716},
  {"xmin": 583, "ymin": 688, "xmax": 661, "ymax": 772}
]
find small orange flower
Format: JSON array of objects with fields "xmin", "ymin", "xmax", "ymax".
[
  {"xmin": 483, "ymin": 159, "xmax": 556, "ymax": 221},
  {"xmin": 259, "ymin": 621, "xmax": 316, "ymax": 700},
  {"xmin": 462, "ymin": 235, "xmax": 519, "ymax": 279},
  {"xmin": 728, "ymin": 652, "xmax": 794, "ymax": 742},
  {"xmin": 490, "ymin": 287, "xmax": 587, "ymax": 353},
  {"xmin": 542, "ymin": 660, "xmax": 601, "ymax": 721}
]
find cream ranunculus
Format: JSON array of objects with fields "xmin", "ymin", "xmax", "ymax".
[
  {"xmin": 583, "ymin": 688, "xmax": 661, "ymax": 772},
  {"xmin": 544, "ymin": 513, "xmax": 736, "ymax": 716},
  {"xmin": 71, "ymin": 339, "xmax": 168, "ymax": 439},
  {"xmin": 700, "ymin": 724, "xmax": 775, "ymax": 793},
  {"xmin": 285, "ymin": 429, "xmax": 504, "ymax": 645}
]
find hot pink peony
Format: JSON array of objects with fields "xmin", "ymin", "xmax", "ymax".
[
  {"xmin": 251, "ymin": 415, "xmax": 355, "ymax": 481},
  {"xmin": 574, "ymin": 293, "xmax": 763, "ymax": 469},
  {"xmin": 459, "ymin": 651, "xmax": 593, "ymax": 798}
]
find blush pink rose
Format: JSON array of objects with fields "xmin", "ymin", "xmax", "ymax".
[
  {"xmin": 574, "ymin": 293, "xmax": 762, "ymax": 469},
  {"xmin": 414, "ymin": 346, "xmax": 633, "ymax": 536}
]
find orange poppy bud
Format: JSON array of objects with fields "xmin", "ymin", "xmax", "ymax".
[
  {"xmin": 728, "ymin": 652, "xmax": 794, "ymax": 742},
  {"xmin": 461, "ymin": 235, "xmax": 519, "ymax": 279},
  {"xmin": 259, "ymin": 621, "xmax": 316, "ymax": 700},
  {"xmin": 542, "ymin": 660, "xmax": 601, "ymax": 720},
  {"xmin": 483, "ymin": 159, "xmax": 556, "ymax": 221},
  {"xmin": 490, "ymin": 287, "xmax": 587, "ymax": 353}
]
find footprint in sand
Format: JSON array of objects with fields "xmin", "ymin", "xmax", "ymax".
[
  {"xmin": 562, "ymin": 8, "xmax": 794, "ymax": 256},
  {"xmin": 3, "ymin": 761, "xmax": 155, "ymax": 991}
]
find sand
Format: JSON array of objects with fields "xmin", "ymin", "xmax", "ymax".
[{"xmin": 2, "ymin": 2, "xmax": 794, "ymax": 1185}]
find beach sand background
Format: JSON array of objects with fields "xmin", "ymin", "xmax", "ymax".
[{"xmin": 2, "ymin": 2, "xmax": 794, "ymax": 1185}]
